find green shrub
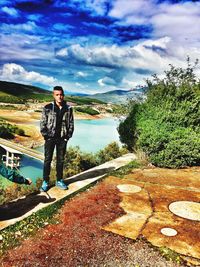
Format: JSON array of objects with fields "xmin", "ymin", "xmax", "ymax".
[
  {"xmin": 15, "ymin": 128, "xmax": 25, "ymax": 136},
  {"xmin": 118, "ymin": 103, "xmax": 140, "ymax": 151},
  {"xmin": 0, "ymin": 121, "xmax": 25, "ymax": 138},
  {"xmin": 75, "ymin": 106, "xmax": 100, "ymax": 115},
  {"xmin": 96, "ymin": 142, "xmax": 127, "ymax": 164},
  {"xmin": 62, "ymin": 146, "xmax": 97, "ymax": 177},
  {"xmin": 61, "ymin": 142, "xmax": 126, "ymax": 178},
  {"xmin": 118, "ymin": 59, "xmax": 200, "ymax": 168}
]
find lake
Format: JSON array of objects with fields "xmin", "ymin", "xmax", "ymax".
[{"xmin": 6, "ymin": 117, "xmax": 121, "ymax": 184}]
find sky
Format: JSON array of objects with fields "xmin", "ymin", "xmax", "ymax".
[{"xmin": 0, "ymin": 0, "xmax": 200, "ymax": 94}]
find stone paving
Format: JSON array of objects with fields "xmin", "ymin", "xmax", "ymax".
[
  {"xmin": 0, "ymin": 153, "xmax": 136, "ymax": 231},
  {"xmin": 103, "ymin": 167, "xmax": 200, "ymax": 266}
]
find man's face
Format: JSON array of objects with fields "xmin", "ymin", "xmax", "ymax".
[{"xmin": 53, "ymin": 90, "xmax": 64, "ymax": 104}]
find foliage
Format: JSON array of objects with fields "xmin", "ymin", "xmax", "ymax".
[
  {"xmin": 159, "ymin": 247, "xmax": 183, "ymax": 265},
  {"xmin": 96, "ymin": 142, "xmax": 127, "ymax": 164},
  {"xmin": 109, "ymin": 160, "xmax": 141, "ymax": 178},
  {"xmin": 118, "ymin": 59, "xmax": 200, "ymax": 168},
  {"xmin": 118, "ymin": 102, "xmax": 140, "ymax": 151},
  {"xmin": 61, "ymin": 142, "xmax": 127, "ymax": 178},
  {"xmin": 0, "ymin": 177, "xmax": 42, "ymax": 206},
  {"xmin": 0, "ymin": 120, "xmax": 25, "ymax": 138},
  {"xmin": 62, "ymin": 146, "xmax": 97, "ymax": 178},
  {"xmin": 74, "ymin": 106, "xmax": 100, "ymax": 115}
]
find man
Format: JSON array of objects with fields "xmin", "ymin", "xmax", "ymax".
[
  {"xmin": 40, "ymin": 86, "xmax": 74, "ymax": 192},
  {"xmin": 0, "ymin": 162, "xmax": 32, "ymax": 185}
]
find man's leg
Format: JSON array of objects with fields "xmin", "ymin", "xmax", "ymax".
[
  {"xmin": 43, "ymin": 139, "xmax": 55, "ymax": 182},
  {"xmin": 56, "ymin": 138, "xmax": 67, "ymax": 181},
  {"xmin": 55, "ymin": 139, "xmax": 68, "ymax": 189}
]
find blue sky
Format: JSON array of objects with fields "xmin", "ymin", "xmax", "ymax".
[{"xmin": 0, "ymin": 0, "xmax": 200, "ymax": 94}]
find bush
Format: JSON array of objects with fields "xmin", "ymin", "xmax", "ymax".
[
  {"xmin": 118, "ymin": 103, "xmax": 140, "ymax": 151},
  {"xmin": 118, "ymin": 59, "xmax": 200, "ymax": 168},
  {"xmin": 61, "ymin": 142, "xmax": 127, "ymax": 178},
  {"xmin": 0, "ymin": 121, "xmax": 25, "ymax": 138},
  {"xmin": 96, "ymin": 142, "xmax": 127, "ymax": 164},
  {"xmin": 62, "ymin": 146, "xmax": 97, "ymax": 178},
  {"xmin": 75, "ymin": 106, "xmax": 100, "ymax": 115}
]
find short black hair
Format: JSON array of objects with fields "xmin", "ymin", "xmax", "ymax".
[{"xmin": 53, "ymin": 86, "xmax": 64, "ymax": 94}]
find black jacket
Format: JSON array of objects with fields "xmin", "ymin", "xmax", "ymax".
[{"xmin": 40, "ymin": 101, "xmax": 74, "ymax": 140}]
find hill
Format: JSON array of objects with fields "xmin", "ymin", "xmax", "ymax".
[
  {"xmin": 89, "ymin": 88, "xmax": 145, "ymax": 104},
  {"xmin": 0, "ymin": 81, "xmax": 104, "ymax": 105}
]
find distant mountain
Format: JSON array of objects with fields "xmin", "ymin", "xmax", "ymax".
[
  {"xmin": 65, "ymin": 91, "xmax": 90, "ymax": 97},
  {"xmin": 89, "ymin": 88, "xmax": 145, "ymax": 104},
  {"xmin": 0, "ymin": 81, "xmax": 104, "ymax": 105}
]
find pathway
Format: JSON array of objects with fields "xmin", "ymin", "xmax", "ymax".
[{"xmin": 0, "ymin": 153, "xmax": 136, "ymax": 231}]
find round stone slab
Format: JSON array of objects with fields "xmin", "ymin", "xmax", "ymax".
[
  {"xmin": 169, "ymin": 201, "xmax": 200, "ymax": 221},
  {"xmin": 161, "ymin": 227, "xmax": 177, "ymax": 237},
  {"xmin": 117, "ymin": 184, "xmax": 142, "ymax": 193}
]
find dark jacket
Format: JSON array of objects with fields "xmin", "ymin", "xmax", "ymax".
[
  {"xmin": 40, "ymin": 101, "xmax": 74, "ymax": 140},
  {"xmin": 0, "ymin": 163, "xmax": 30, "ymax": 184}
]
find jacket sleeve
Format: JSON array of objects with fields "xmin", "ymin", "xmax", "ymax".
[
  {"xmin": 0, "ymin": 163, "xmax": 29, "ymax": 184},
  {"xmin": 40, "ymin": 107, "xmax": 48, "ymax": 139},
  {"xmin": 67, "ymin": 107, "xmax": 74, "ymax": 138}
]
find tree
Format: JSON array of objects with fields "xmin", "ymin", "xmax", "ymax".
[{"xmin": 118, "ymin": 59, "xmax": 200, "ymax": 168}]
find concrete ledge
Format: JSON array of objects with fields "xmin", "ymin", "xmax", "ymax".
[{"xmin": 0, "ymin": 153, "xmax": 136, "ymax": 231}]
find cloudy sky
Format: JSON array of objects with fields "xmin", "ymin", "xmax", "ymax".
[{"xmin": 0, "ymin": 0, "xmax": 200, "ymax": 94}]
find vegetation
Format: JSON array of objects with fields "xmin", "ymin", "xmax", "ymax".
[
  {"xmin": 60, "ymin": 142, "xmax": 127, "ymax": 179},
  {"xmin": 0, "ymin": 119, "xmax": 25, "ymax": 138},
  {"xmin": 74, "ymin": 106, "xmax": 100, "ymax": 115},
  {"xmin": 0, "ymin": 178, "xmax": 42, "ymax": 205},
  {"xmin": 118, "ymin": 59, "xmax": 200, "ymax": 168}
]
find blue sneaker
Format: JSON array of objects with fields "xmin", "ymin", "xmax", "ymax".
[
  {"xmin": 40, "ymin": 181, "xmax": 49, "ymax": 192},
  {"xmin": 56, "ymin": 180, "xmax": 68, "ymax": 190}
]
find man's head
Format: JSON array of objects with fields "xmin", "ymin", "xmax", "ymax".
[{"xmin": 53, "ymin": 86, "xmax": 64, "ymax": 105}]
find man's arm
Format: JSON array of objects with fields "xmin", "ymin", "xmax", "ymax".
[
  {"xmin": 68, "ymin": 107, "xmax": 74, "ymax": 139},
  {"xmin": 40, "ymin": 107, "xmax": 48, "ymax": 139}
]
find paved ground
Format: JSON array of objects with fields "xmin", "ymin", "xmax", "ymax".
[{"xmin": 103, "ymin": 167, "xmax": 200, "ymax": 266}]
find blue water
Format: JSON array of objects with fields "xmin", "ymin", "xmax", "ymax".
[{"xmin": 18, "ymin": 118, "xmax": 120, "ymax": 184}]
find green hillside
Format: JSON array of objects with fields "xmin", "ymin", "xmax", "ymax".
[{"xmin": 0, "ymin": 81, "xmax": 104, "ymax": 105}]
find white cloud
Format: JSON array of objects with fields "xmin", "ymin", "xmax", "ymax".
[
  {"xmin": 27, "ymin": 14, "xmax": 43, "ymax": 21},
  {"xmin": 69, "ymin": 0, "xmax": 108, "ymax": 16},
  {"xmin": 109, "ymin": 0, "xmax": 200, "ymax": 44},
  {"xmin": 152, "ymin": 2, "xmax": 200, "ymax": 42},
  {"xmin": 76, "ymin": 71, "xmax": 88, "ymax": 77},
  {"xmin": 0, "ymin": 63, "xmax": 56, "ymax": 86},
  {"xmin": 98, "ymin": 76, "xmax": 117, "ymax": 87},
  {"xmin": 0, "ymin": 33, "xmax": 53, "ymax": 61},
  {"xmin": 109, "ymin": 0, "xmax": 155, "ymax": 20},
  {"xmin": 122, "ymin": 78, "xmax": 143, "ymax": 88},
  {"xmin": 1, "ymin": 21, "xmax": 37, "ymax": 33},
  {"xmin": 1, "ymin": 6, "xmax": 19, "ymax": 17}
]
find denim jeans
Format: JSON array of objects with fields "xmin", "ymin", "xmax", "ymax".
[{"xmin": 43, "ymin": 138, "xmax": 67, "ymax": 182}]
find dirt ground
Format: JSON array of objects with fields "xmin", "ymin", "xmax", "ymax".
[{"xmin": 0, "ymin": 178, "xmax": 184, "ymax": 267}]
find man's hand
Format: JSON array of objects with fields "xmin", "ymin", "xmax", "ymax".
[{"xmin": 26, "ymin": 178, "xmax": 32, "ymax": 185}]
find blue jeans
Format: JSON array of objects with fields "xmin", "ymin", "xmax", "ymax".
[{"xmin": 43, "ymin": 138, "xmax": 67, "ymax": 182}]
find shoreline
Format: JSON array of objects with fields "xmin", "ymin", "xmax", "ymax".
[{"xmin": 0, "ymin": 109, "xmax": 115, "ymax": 148}]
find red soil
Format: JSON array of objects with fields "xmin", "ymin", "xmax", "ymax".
[{"xmin": 0, "ymin": 180, "xmax": 184, "ymax": 267}]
